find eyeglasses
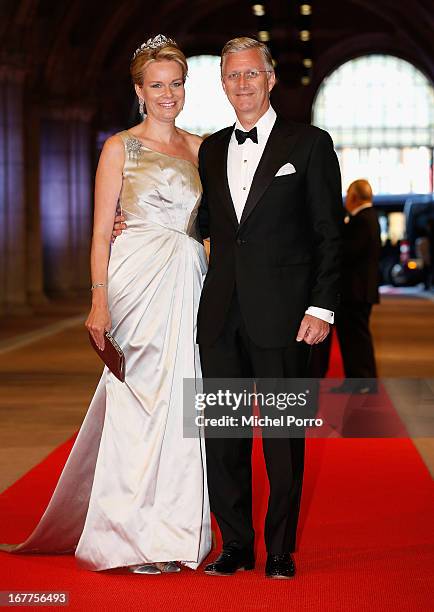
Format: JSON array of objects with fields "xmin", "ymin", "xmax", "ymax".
[{"xmin": 223, "ymin": 69, "xmax": 272, "ymax": 81}]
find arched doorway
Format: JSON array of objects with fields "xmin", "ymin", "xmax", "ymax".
[{"xmin": 312, "ymin": 55, "xmax": 434, "ymax": 194}]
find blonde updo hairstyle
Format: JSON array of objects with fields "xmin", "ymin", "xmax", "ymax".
[{"xmin": 130, "ymin": 41, "xmax": 188, "ymax": 87}]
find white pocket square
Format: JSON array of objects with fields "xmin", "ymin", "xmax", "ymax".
[{"xmin": 275, "ymin": 162, "xmax": 296, "ymax": 177}]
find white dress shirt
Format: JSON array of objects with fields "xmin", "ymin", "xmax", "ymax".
[
  {"xmin": 227, "ymin": 105, "xmax": 334, "ymax": 325},
  {"xmin": 227, "ymin": 106, "xmax": 277, "ymax": 221},
  {"xmin": 351, "ymin": 202, "xmax": 373, "ymax": 216}
]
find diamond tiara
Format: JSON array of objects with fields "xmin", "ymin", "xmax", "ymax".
[{"xmin": 132, "ymin": 34, "xmax": 178, "ymax": 61}]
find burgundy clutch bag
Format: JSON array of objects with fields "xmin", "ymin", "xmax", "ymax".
[{"xmin": 88, "ymin": 331, "xmax": 125, "ymax": 382}]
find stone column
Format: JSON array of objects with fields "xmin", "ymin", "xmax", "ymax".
[
  {"xmin": 0, "ymin": 65, "xmax": 29, "ymax": 314},
  {"xmin": 69, "ymin": 109, "xmax": 93, "ymax": 293},
  {"xmin": 40, "ymin": 107, "xmax": 93, "ymax": 296},
  {"xmin": 25, "ymin": 102, "xmax": 48, "ymax": 307}
]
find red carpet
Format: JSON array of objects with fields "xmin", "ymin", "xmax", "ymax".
[{"xmin": 1, "ymin": 336, "xmax": 433, "ymax": 610}]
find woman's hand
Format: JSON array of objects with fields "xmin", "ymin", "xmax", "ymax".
[{"xmin": 85, "ymin": 304, "xmax": 112, "ymax": 351}]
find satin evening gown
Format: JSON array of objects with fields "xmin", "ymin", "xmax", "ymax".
[{"xmin": 2, "ymin": 130, "xmax": 211, "ymax": 571}]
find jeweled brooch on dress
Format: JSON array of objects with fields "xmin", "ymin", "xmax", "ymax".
[{"xmin": 126, "ymin": 136, "xmax": 144, "ymax": 163}]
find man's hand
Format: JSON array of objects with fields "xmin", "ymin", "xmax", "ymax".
[
  {"xmin": 111, "ymin": 213, "xmax": 127, "ymax": 243},
  {"xmin": 296, "ymin": 314, "xmax": 330, "ymax": 345}
]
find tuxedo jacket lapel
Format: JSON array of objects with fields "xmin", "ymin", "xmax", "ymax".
[
  {"xmin": 239, "ymin": 117, "xmax": 300, "ymax": 227},
  {"xmin": 210, "ymin": 126, "xmax": 239, "ymax": 229}
]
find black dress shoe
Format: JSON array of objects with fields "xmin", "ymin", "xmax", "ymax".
[
  {"xmin": 265, "ymin": 553, "xmax": 296, "ymax": 579},
  {"xmin": 330, "ymin": 382, "xmax": 377, "ymax": 394},
  {"xmin": 204, "ymin": 545, "xmax": 255, "ymax": 576}
]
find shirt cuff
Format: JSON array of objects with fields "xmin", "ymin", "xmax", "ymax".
[{"xmin": 305, "ymin": 306, "xmax": 334, "ymax": 324}]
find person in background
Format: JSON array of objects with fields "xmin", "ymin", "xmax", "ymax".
[{"xmin": 331, "ymin": 179, "xmax": 381, "ymax": 393}]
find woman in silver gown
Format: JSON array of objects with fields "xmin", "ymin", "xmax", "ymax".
[{"xmin": 2, "ymin": 35, "xmax": 211, "ymax": 573}]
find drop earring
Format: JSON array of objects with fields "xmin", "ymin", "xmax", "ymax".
[{"xmin": 138, "ymin": 98, "xmax": 145, "ymax": 119}]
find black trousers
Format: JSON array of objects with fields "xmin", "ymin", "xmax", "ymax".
[
  {"xmin": 336, "ymin": 302, "xmax": 377, "ymax": 378},
  {"xmin": 199, "ymin": 292, "xmax": 310, "ymax": 554}
]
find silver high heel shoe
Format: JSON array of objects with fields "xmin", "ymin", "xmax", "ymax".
[
  {"xmin": 129, "ymin": 563, "xmax": 161, "ymax": 574},
  {"xmin": 155, "ymin": 562, "xmax": 181, "ymax": 573}
]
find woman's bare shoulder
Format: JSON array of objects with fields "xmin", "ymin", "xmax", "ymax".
[
  {"xmin": 105, "ymin": 132, "xmax": 126, "ymax": 150},
  {"xmin": 96, "ymin": 133, "xmax": 126, "ymax": 172},
  {"xmin": 179, "ymin": 129, "xmax": 204, "ymax": 157},
  {"xmin": 101, "ymin": 133, "xmax": 125, "ymax": 158}
]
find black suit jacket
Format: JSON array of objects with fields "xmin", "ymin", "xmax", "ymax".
[
  {"xmin": 197, "ymin": 116, "xmax": 343, "ymax": 348},
  {"xmin": 341, "ymin": 207, "xmax": 381, "ymax": 304}
]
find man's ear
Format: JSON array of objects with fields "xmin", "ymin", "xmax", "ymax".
[
  {"xmin": 268, "ymin": 71, "xmax": 276, "ymax": 93},
  {"xmin": 221, "ymin": 76, "xmax": 227, "ymax": 95}
]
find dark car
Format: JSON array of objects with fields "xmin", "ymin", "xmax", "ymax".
[{"xmin": 370, "ymin": 194, "xmax": 434, "ymax": 286}]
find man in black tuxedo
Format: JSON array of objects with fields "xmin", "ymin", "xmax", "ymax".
[
  {"xmin": 311, "ymin": 180, "xmax": 381, "ymax": 386},
  {"xmin": 198, "ymin": 38, "xmax": 343, "ymax": 578},
  {"xmin": 334, "ymin": 179, "xmax": 381, "ymax": 386}
]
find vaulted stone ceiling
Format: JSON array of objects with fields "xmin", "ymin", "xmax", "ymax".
[{"xmin": 1, "ymin": 0, "xmax": 433, "ymax": 127}]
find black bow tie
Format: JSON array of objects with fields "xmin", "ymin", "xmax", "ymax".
[{"xmin": 235, "ymin": 127, "xmax": 258, "ymax": 145}]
